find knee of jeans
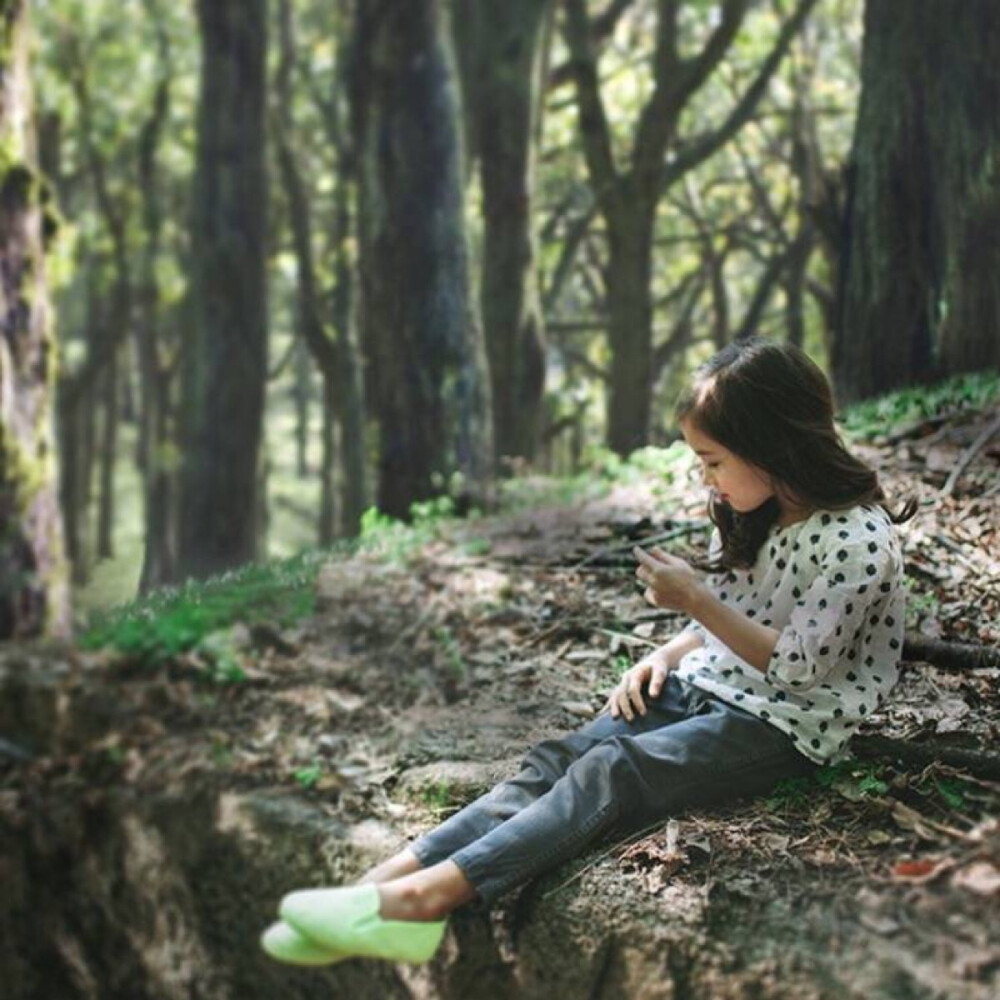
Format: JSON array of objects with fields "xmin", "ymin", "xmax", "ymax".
[
  {"xmin": 522, "ymin": 737, "xmax": 578, "ymax": 784},
  {"xmin": 565, "ymin": 737, "xmax": 643, "ymax": 807}
]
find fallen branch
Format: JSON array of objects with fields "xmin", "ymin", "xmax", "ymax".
[
  {"xmin": 851, "ymin": 734, "xmax": 1000, "ymax": 780},
  {"xmin": 939, "ymin": 411, "xmax": 1000, "ymax": 498},
  {"xmin": 902, "ymin": 633, "xmax": 1000, "ymax": 671}
]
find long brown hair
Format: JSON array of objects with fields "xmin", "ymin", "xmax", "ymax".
[{"xmin": 674, "ymin": 337, "xmax": 917, "ymax": 570}]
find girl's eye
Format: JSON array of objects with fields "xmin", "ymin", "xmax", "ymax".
[{"xmin": 706, "ymin": 462, "xmax": 720, "ymax": 470}]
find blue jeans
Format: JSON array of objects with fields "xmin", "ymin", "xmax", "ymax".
[{"xmin": 408, "ymin": 673, "xmax": 820, "ymax": 905}]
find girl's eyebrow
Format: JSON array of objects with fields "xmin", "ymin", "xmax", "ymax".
[{"xmin": 694, "ymin": 448, "xmax": 718, "ymax": 457}]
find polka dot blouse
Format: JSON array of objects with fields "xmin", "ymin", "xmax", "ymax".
[{"xmin": 674, "ymin": 503, "xmax": 906, "ymax": 765}]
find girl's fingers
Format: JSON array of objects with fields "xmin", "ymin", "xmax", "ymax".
[{"xmin": 648, "ymin": 663, "xmax": 667, "ymax": 697}]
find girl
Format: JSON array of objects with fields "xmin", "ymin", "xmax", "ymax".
[{"xmin": 261, "ymin": 336, "xmax": 916, "ymax": 967}]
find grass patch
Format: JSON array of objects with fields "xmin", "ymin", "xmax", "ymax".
[
  {"xmin": 839, "ymin": 369, "xmax": 1000, "ymax": 441},
  {"xmin": 77, "ymin": 542, "xmax": 354, "ymax": 666}
]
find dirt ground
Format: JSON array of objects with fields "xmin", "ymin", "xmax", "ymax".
[{"xmin": 2, "ymin": 405, "xmax": 999, "ymax": 998}]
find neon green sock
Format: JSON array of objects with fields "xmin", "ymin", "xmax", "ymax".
[{"xmin": 279, "ymin": 884, "xmax": 447, "ymax": 964}]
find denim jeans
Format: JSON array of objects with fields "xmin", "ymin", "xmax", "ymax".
[{"xmin": 408, "ymin": 673, "xmax": 820, "ymax": 905}]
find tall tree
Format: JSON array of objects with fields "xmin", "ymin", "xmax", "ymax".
[
  {"xmin": 351, "ymin": 0, "xmax": 493, "ymax": 519},
  {"xmin": 834, "ymin": 0, "xmax": 1000, "ymax": 403},
  {"xmin": 452, "ymin": 0, "xmax": 551, "ymax": 473},
  {"xmin": 178, "ymin": 0, "xmax": 268, "ymax": 580},
  {"xmin": 0, "ymin": 0, "xmax": 71, "ymax": 639},
  {"xmin": 564, "ymin": 0, "xmax": 818, "ymax": 456},
  {"xmin": 273, "ymin": 0, "xmax": 368, "ymax": 543}
]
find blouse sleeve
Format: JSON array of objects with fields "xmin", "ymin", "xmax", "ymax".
[{"xmin": 765, "ymin": 533, "xmax": 900, "ymax": 693}]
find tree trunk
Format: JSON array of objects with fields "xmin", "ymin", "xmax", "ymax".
[
  {"xmin": 834, "ymin": 0, "xmax": 1000, "ymax": 403},
  {"xmin": 453, "ymin": 0, "xmax": 550, "ymax": 473},
  {"xmin": 274, "ymin": 0, "xmax": 368, "ymax": 542},
  {"xmin": 293, "ymin": 337, "xmax": 310, "ymax": 478},
  {"xmin": 564, "ymin": 0, "xmax": 817, "ymax": 457},
  {"xmin": 95, "ymin": 349, "xmax": 117, "ymax": 559},
  {"xmin": 605, "ymin": 203, "xmax": 654, "ymax": 455},
  {"xmin": 351, "ymin": 0, "xmax": 493, "ymax": 520},
  {"xmin": 178, "ymin": 0, "xmax": 268, "ymax": 581},
  {"xmin": 0, "ymin": 0, "xmax": 71, "ymax": 639}
]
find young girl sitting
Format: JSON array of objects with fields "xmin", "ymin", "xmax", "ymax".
[{"xmin": 261, "ymin": 336, "xmax": 916, "ymax": 967}]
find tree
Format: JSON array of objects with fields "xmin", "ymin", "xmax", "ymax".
[
  {"xmin": 834, "ymin": 0, "xmax": 1000, "ymax": 404},
  {"xmin": 0, "ymin": 0, "xmax": 71, "ymax": 639},
  {"xmin": 178, "ymin": 0, "xmax": 269, "ymax": 580},
  {"xmin": 350, "ymin": 0, "xmax": 493, "ymax": 520},
  {"xmin": 563, "ymin": 0, "xmax": 818, "ymax": 456},
  {"xmin": 453, "ymin": 0, "xmax": 552, "ymax": 472}
]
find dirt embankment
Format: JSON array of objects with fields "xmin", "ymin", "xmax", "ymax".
[{"xmin": 2, "ymin": 449, "xmax": 999, "ymax": 998}]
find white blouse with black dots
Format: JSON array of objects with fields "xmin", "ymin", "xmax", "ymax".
[{"xmin": 674, "ymin": 503, "xmax": 906, "ymax": 765}]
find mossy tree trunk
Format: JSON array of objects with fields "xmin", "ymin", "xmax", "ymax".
[
  {"xmin": 351, "ymin": 0, "xmax": 493, "ymax": 520},
  {"xmin": 178, "ymin": 0, "xmax": 268, "ymax": 581},
  {"xmin": 453, "ymin": 0, "xmax": 550, "ymax": 474},
  {"xmin": 834, "ymin": 0, "xmax": 1000, "ymax": 404},
  {"xmin": 0, "ymin": 0, "xmax": 71, "ymax": 639}
]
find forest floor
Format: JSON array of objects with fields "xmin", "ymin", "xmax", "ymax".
[{"xmin": 3, "ymin": 402, "xmax": 1000, "ymax": 998}]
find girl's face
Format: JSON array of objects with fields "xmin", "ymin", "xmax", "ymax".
[{"xmin": 680, "ymin": 419, "xmax": 774, "ymax": 514}]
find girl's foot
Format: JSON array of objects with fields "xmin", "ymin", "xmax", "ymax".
[{"xmin": 278, "ymin": 883, "xmax": 447, "ymax": 964}]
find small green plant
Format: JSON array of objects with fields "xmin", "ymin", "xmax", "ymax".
[
  {"xmin": 815, "ymin": 759, "xmax": 890, "ymax": 798},
  {"xmin": 421, "ymin": 779, "xmax": 454, "ymax": 811},
  {"xmin": 431, "ymin": 624, "xmax": 466, "ymax": 681},
  {"xmin": 613, "ymin": 653, "xmax": 632, "ymax": 679},
  {"xmin": 902, "ymin": 578, "xmax": 940, "ymax": 630},
  {"xmin": 462, "ymin": 536, "xmax": 492, "ymax": 557},
  {"xmin": 913, "ymin": 773, "xmax": 976, "ymax": 813},
  {"xmin": 294, "ymin": 763, "xmax": 322, "ymax": 789},
  {"xmin": 766, "ymin": 759, "xmax": 890, "ymax": 809}
]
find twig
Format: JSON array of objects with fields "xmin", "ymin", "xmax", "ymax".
[
  {"xmin": 939, "ymin": 412, "xmax": 1000, "ymax": 498},
  {"xmin": 569, "ymin": 521, "xmax": 708, "ymax": 570},
  {"xmin": 540, "ymin": 818, "xmax": 667, "ymax": 899}
]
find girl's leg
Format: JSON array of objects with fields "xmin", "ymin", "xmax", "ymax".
[
  {"xmin": 400, "ymin": 673, "xmax": 698, "ymax": 872},
  {"xmin": 417, "ymin": 687, "xmax": 819, "ymax": 909}
]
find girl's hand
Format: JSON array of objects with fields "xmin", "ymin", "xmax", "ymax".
[
  {"xmin": 633, "ymin": 545, "xmax": 704, "ymax": 615},
  {"xmin": 605, "ymin": 653, "xmax": 670, "ymax": 721}
]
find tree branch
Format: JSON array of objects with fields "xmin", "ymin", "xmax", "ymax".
[
  {"xmin": 563, "ymin": 0, "xmax": 620, "ymax": 210},
  {"xmin": 660, "ymin": 0, "xmax": 819, "ymax": 193}
]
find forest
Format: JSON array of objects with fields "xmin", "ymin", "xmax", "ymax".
[{"xmin": 1, "ymin": 0, "xmax": 999, "ymax": 997}]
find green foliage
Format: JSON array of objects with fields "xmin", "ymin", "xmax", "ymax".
[
  {"xmin": 77, "ymin": 545, "xmax": 346, "ymax": 666},
  {"xmin": 357, "ymin": 494, "xmax": 461, "ymax": 563},
  {"xmin": 765, "ymin": 759, "xmax": 890, "ymax": 809},
  {"xmin": 431, "ymin": 624, "xmax": 466, "ymax": 681},
  {"xmin": 293, "ymin": 763, "xmax": 322, "ymax": 789},
  {"xmin": 839, "ymin": 370, "xmax": 1000, "ymax": 441},
  {"xmin": 902, "ymin": 577, "xmax": 940, "ymax": 631},
  {"xmin": 421, "ymin": 779, "xmax": 456, "ymax": 811},
  {"xmin": 613, "ymin": 653, "xmax": 632, "ymax": 679}
]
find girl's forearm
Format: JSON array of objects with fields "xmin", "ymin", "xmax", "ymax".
[
  {"xmin": 686, "ymin": 585, "xmax": 780, "ymax": 676},
  {"xmin": 656, "ymin": 629, "xmax": 704, "ymax": 668}
]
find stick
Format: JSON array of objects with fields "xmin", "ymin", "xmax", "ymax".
[
  {"xmin": 902, "ymin": 634, "xmax": 1000, "ymax": 671},
  {"xmin": 569, "ymin": 521, "xmax": 708, "ymax": 570},
  {"xmin": 939, "ymin": 412, "xmax": 1000, "ymax": 498},
  {"xmin": 850, "ymin": 734, "xmax": 1000, "ymax": 780}
]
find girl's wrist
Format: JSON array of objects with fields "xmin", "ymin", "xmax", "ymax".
[{"xmin": 684, "ymin": 582, "xmax": 711, "ymax": 620}]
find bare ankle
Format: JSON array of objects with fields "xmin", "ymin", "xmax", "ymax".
[{"xmin": 357, "ymin": 849, "xmax": 422, "ymax": 885}]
